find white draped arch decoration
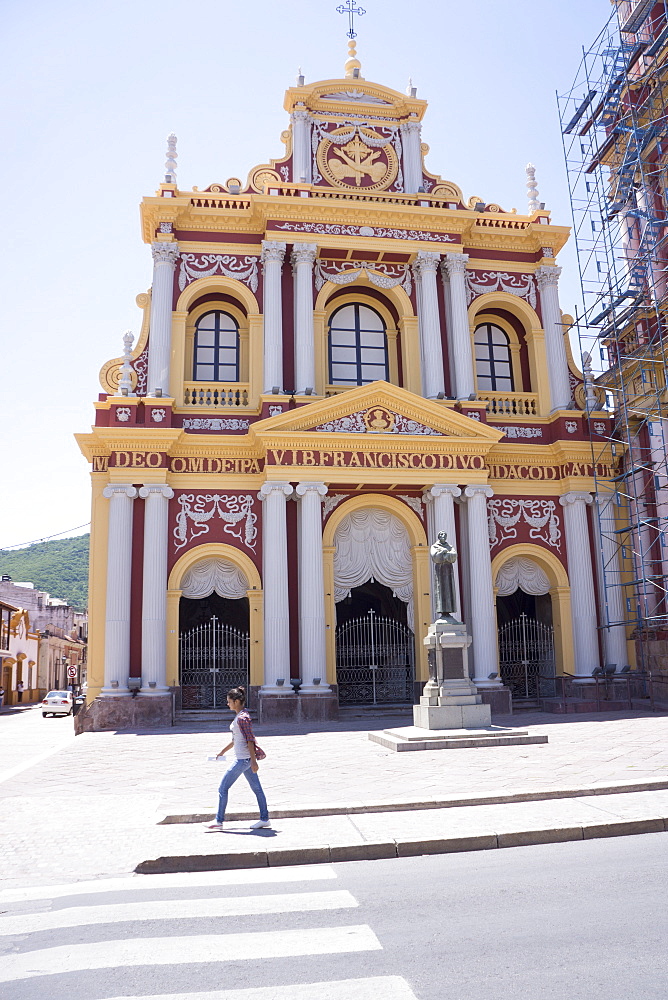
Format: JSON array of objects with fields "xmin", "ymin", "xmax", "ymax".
[
  {"xmin": 495, "ymin": 556, "xmax": 551, "ymax": 597},
  {"xmin": 180, "ymin": 558, "xmax": 249, "ymax": 601},
  {"xmin": 333, "ymin": 507, "xmax": 415, "ymax": 629}
]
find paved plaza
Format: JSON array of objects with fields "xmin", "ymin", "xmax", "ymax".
[{"xmin": 1, "ymin": 705, "xmax": 667, "ymax": 889}]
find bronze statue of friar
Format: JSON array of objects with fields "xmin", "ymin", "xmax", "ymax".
[{"xmin": 430, "ymin": 530, "xmax": 459, "ymax": 622}]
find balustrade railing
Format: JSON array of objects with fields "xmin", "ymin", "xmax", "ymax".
[
  {"xmin": 478, "ymin": 391, "xmax": 538, "ymax": 416},
  {"xmin": 183, "ymin": 382, "xmax": 250, "ymax": 408}
]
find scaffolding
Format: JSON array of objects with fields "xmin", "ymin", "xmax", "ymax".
[{"xmin": 558, "ymin": 0, "xmax": 668, "ymax": 663}]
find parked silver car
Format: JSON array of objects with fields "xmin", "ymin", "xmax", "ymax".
[{"xmin": 41, "ymin": 691, "xmax": 73, "ymax": 717}]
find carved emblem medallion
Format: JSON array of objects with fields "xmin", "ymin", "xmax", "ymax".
[
  {"xmin": 363, "ymin": 406, "xmax": 396, "ymax": 433},
  {"xmin": 317, "ymin": 127, "xmax": 398, "ymax": 191}
]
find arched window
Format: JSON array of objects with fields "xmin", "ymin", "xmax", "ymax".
[
  {"xmin": 193, "ymin": 311, "xmax": 239, "ymax": 382},
  {"xmin": 474, "ymin": 323, "xmax": 514, "ymax": 391},
  {"xmin": 328, "ymin": 303, "xmax": 388, "ymax": 386}
]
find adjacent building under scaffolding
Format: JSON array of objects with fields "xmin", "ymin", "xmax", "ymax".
[{"xmin": 559, "ymin": 0, "xmax": 668, "ymax": 682}]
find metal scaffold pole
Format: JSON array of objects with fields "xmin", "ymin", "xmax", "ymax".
[{"xmin": 558, "ymin": 1, "xmax": 668, "ymax": 668}]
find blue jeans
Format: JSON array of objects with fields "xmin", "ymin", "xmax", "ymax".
[{"xmin": 216, "ymin": 757, "xmax": 269, "ymax": 824}]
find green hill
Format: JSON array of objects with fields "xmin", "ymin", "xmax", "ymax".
[{"xmin": 0, "ymin": 534, "xmax": 90, "ymax": 610}]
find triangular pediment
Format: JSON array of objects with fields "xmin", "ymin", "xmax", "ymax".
[{"xmin": 251, "ymin": 383, "xmax": 502, "ymax": 443}]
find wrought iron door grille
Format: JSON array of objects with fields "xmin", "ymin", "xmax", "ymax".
[
  {"xmin": 498, "ymin": 613, "xmax": 555, "ymax": 700},
  {"xmin": 179, "ymin": 615, "xmax": 249, "ymax": 709},
  {"xmin": 335, "ymin": 609, "xmax": 415, "ymax": 705}
]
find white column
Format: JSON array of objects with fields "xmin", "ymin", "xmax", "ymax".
[
  {"xmin": 296, "ymin": 482, "xmax": 328, "ymax": 690},
  {"xmin": 261, "ymin": 242, "xmax": 287, "ymax": 393},
  {"xmin": 441, "ymin": 254, "xmax": 475, "ymax": 400},
  {"xmin": 649, "ymin": 419, "xmax": 668, "ymax": 590},
  {"xmin": 593, "ymin": 492, "xmax": 629, "ymax": 670},
  {"xmin": 425, "ymin": 485, "xmax": 462, "ymax": 619},
  {"xmin": 291, "ymin": 109, "xmax": 312, "ymax": 183},
  {"xmin": 412, "ymin": 252, "xmax": 445, "ymax": 398},
  {"xmin": 139, "ymin": 485, "xmax": 174, "ymax": 693},
  {"xmin": 147, "ymin": 243, "xmax": 180, "ymax": 397},
  {"xmin": 292, "ymin": 243, "xmax": 317, "ymax": 393},
  {"xmin": 259, "ymin": 482, "xmax": 293, "ymax": 689},
  {"xmin": 463, "ymin": 486, "xmax": 500, "ymax": 687},
  {"xmin": 560, "ymin": 492, "xmax": 599, "ymax": 678},
  {"xmin": 401, "ymin": 119, "xmax": 423, "ymax": 193},
  {"xmin": 535, "ymin": 265, "xmax": 571, "ymax": 412},
  {"xmin": 102, "ymin": 485, "xmax": 138, "ymax": 694}
]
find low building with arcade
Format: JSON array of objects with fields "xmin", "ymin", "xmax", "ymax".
[{"xmin": 76, "ymin": 46, "xmax": 626, "ymax": 727}]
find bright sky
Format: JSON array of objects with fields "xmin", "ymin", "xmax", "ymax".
[{"xmin": 1, "ymin": 0, "xmax": 612, "ymax": 550}]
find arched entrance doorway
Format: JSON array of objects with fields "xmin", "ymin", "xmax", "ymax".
[
  {"xmin": 333, "ymin": 508, "xmax": 416, "ymax": 705},
  {"xmin": 495, "ymin": 555, "xmax": 555, "ymax": 702},
  {"xmin": 178, "ymin": 558, "xmax": 250, "ymax": 710}
]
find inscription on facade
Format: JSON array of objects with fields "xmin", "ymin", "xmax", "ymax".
[{"xmin": 266, "ymin": 450, "xmax": 486, "ymax": 470}]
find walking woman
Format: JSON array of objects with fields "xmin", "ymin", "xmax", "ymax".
[{"xmin": 207, "ymin": 686, "xmax": 271, "ymax": 831}]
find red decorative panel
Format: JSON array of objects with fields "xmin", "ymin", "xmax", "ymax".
[{"xmin": 168, "ymin": 490, "xmax": 261, "ymax": 572}]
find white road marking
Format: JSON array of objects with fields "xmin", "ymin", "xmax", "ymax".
[
  {"xmin": 104, "ymin": 976, "xmax": 420, "ymax": 1000},
  {"xmin": 0, "ymin": 865, "xmax": 337, "ymax": 904},
  {"xmin": 0, "ymin": 890, "xmax": 358, "ymax": 936},
  {"xmin": 0, "ymin": 925, "xmax": 382, "ymax": 983}
]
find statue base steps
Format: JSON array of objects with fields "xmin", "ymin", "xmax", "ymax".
[{"xmin": 369, "ymin": 725, "xmax": 548, "ymax": 752}]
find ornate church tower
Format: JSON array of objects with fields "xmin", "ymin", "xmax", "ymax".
[{"xmin": 76, "ymin": 43, "xmax": 620, "ymax": 728}]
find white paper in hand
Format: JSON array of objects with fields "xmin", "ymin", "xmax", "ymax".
[{"xmin": 207, "ymin": 755, "xmax": 226, "ymax": 762}]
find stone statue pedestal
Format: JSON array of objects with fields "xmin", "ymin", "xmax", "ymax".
[{"xmin": 413, "ymin": 618, "xmax": 491, "ymax": 730}]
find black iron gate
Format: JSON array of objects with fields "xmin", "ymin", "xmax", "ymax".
[
  {"xmin": 498, "ymin": 613, "xmax": 555, "ymax": 700},
  {"xmin": 336, "ymin": 609, "xmax": 415, "ymax": 705},
  {"xmin": 179, "ymin": 615, "xmax": 249, "ymax": 709}
]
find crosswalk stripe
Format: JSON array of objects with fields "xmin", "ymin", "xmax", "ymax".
[
  {"xmin": 0, "ymin": 865, "xmax": 337, "ymax": 904},
  {"xmin": 102, "ymin": 976, "xmax": 420, "ymax": 1000},
  {"xmin": 0, "ymin": 925, "xmax": 382, "ymax": 983},
  {"xmin": 0, "ymin": 890, "xmax": 358, "ymax": 936}
]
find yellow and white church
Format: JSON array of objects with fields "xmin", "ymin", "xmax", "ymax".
[{"xmin": 76, "ymin": 45, "xmax": 627, "ymax": 727}]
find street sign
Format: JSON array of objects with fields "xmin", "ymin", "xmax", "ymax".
[{"xmin": 67, "ymin": 666, "xmax": 77, "ymax": 679}]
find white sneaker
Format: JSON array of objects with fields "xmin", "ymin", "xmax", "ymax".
[
  {"xmin": 206, "ymin": 822, "xmax": 224, "ymax": 830},
  {"xmin": 251, "ymin": 819, "xmax": 272, "ymax": 829}
]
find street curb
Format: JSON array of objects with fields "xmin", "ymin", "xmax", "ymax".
[
  {"xmin": 158, "ymin": 778, "xmax": 668, "ymax": 825},
  {"xmin": 135, "ymin": 817, "xmax": 668, "ymax": 874}
]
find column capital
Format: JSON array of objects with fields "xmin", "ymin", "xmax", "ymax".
[
  {"xmin": 258, "ymin": 481, "xmax": 293, "ymax": 501},
  {"xmin": 428, "ymin": 484, "xmax": 462, "ymax": 500},
  {"xmin": 535, "ymin": 264, "xmax": 563, "ymax": 288},
  {"xmin": 151, "ymin": 242, "xmax": 180, "ymax": 266},
  {"xmin": 138, "ymin": 485, "xmax": 174, "ymax": 500},
  {"xmin": 291, "ymin": 242, "xmax": 318, "ymax": 267},
  {"xmin": 412, "ymin": 251, "xmax": 441, "ymax": 276},
  {"xmin": 560, "ymin": 491, "xmax": 592, "ymax": 508},
  {"xmin": 441, "ymin": 252, "xmax": 470, "ymax": 277},
  {"xmin": 400, "ymin": 119, "xmax": 421, "ymax": 135},
  {"xmin": 291, "ymin": 108, "xmax": 311, "ymax": 124},
  {"xmin": 261, "ymin": 241, "xmax": 287, "ymax": 265},
  {"xmin": 464, "ymin": 485, "xmax": 494, "ymax": 500},
  {"xmin": 103, "ymin": 485, "xmax": 138, "ymax": 500},
  {"xmin": 295, "ymin": 482, "xmax": 328, "ymax": 498}
]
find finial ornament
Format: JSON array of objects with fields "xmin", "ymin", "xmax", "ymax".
[
  {"xmin": 526, "ymin": 162, "xmax": 540, "ymax": 213},
  {"xmin": 165, "ymin": 133, "xmax": 177, "ymax": 184},
  {"xmin": 119, "ymin": 330, "xmax": 135, "ymax": 396},
  {"xmin": 582, "ymin": 351, "xmax": 598, "ymax": 410}
]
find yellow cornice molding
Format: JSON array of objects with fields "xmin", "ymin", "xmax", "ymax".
[{"xmin": 283, "ymin": 78, "xmax": 428, "ymax": 120}]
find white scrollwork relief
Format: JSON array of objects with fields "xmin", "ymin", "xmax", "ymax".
[
  {"xmin": 497, "ymin": 426, "xmax": 543, "ymax": 439},
  {"xmin": 279, "ymin": 165, "xmax": 289, "ymax": 182},
  {"xmin": 133, "ymin": 348, "xmax": 148, "ymax": 396},
  {"xmin": 174, "ymin": 494, "xmax": 258, "ymax": 552},
  {"xmin": 319, "ymin": 91, "xmax": 393, "ymax": 104},
  {"xmin": 466, "ymin": 412, "xmax": 481, "ymax": 421},
  {"xmin": 565, "ymin": 421, "xmax": 578, "ymax": 434},
  {"xmin": 314, "ymin": 258, "xmax": 412, "ymax": 295},
  {"xmin": 593, "ymin": 421, "xmax": 606, "ymax": 435},
  {"xmin": 178, "ymin": 253, "xmax": 259, "ymax": 293},
  {"xmin": 398, "ymin": 495, "xmax": 424, "ymax": 516},
  {"xmin": 273, "ymin": 221, "xmax": 456, "ymax": 243},
  {"xmin": 151, "ymin": 408, "xmax": 166, "ymax": 423},
  {"xmin": 268, "ymin": 405, "xmax": 283, "ymax": 417},
  {"xmin": 465, "ymin": 270, "xmax": 537, "ymax": 309},
  {"xmin": 314, "ymin": 409, "xmax": 440, "ymax": 435},
  {"xmin": 183, "ymin": 417, "xmax": 250, "ymax": 431},
  {"xmin": 311, "ymin": 120, "xmax": 403, "ymax": 192},
  {"xmin": 115, "ymin": 407, "xmax": 131, "ymax": 422},
  {"xmin": 488, "ymin": 499, "xmax": 562, "ymax": 553},
  {"xmin": 322, "ymin": 494, "xmax": 346, "ymax": 520}
]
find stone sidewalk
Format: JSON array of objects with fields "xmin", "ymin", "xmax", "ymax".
[{"xmin": 0, "ymin": 705, "xmax": 667, "ymax": 889}]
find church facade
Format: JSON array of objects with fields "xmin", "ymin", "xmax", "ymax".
[{"xmin": 76, "ymin": 49, "xmax": 626, "ymax": 726}]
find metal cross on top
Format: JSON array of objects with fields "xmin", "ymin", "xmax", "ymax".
[{"xmin": 337, "ymin": 0, "xmax": 366, "ymax": 39}]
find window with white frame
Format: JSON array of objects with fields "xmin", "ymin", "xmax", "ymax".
[
  {"xmin": 193, "ymin": 311, "xmax": 240, "ymax": 382},
  {"xmin": 474, "ymin": 323, "xmax": 514, "ymax": 391},
  {"xmin": 328, "ymin": 303, "xmax": 389, "ymax": 386}
]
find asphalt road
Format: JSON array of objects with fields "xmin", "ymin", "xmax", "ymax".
[{"xmin": 1, "ymin": 832, "xmax": 666, "ymax": 1000}]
